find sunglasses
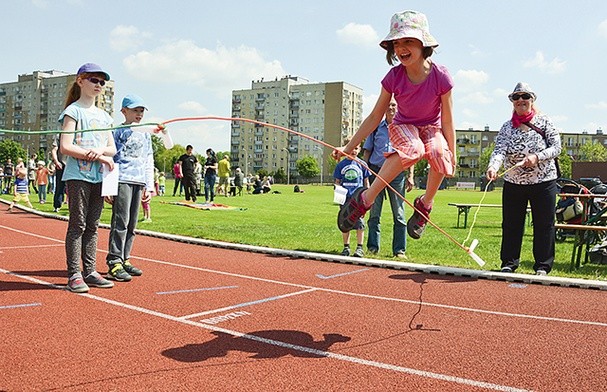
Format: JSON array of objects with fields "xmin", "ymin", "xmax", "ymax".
[
  {"xmin": 511, "ymin": 93, "xmax": 532, "ymax": 101},
  {"xmin": 86, "ymin": 77, "xmax": 106, "ymax": 86}
]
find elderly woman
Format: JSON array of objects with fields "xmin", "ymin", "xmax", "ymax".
[{"xmin": 486, "ymin": 82, "xmax": 561, "ymax": 275}]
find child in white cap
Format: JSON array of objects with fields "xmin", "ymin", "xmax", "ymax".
[{"xmin": 334, "ymin": 10, "xmax": 455, "ymax": 239}]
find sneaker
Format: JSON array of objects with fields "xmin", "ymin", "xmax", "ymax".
[
  {"xmin": 353, "ymin": 246, "xmax": 364, "ymax": 258},
  {"xmin": 123, "ymin": 260, "xmax": 143, "ymax": 276},
  {"xmin": 341, "ymin": 246, "xmax": 351, "ymax": 256},
  {"xmin": 501, "ymin": 266, "xmax": 514, "ymax": 273},
  {"xmin": 106, "ymin": 263, "xmax": 132, "ymax": 282},
  {"xmin": 337, "ymin": 187, "xmax": 370, "ymax": 233},
  {"xmin": 84, "ymin": 271, "xmax": 114, "ymax": 288},
  {"xmin": 368, "ymin": 248, "xmax": 378, "ymax": 255},
  {"xmin": 394, "ymin": 251, "xmax": 408, "ymax": 260},
  {"xmin": 407, "ymin": 196, "xmax": 432, "ymax": 239},
  {"xmin": 535, "ymin": 270, "xmax": 548, "ymax": 276},
  {"xmin": 67, "ymin": 273, "xmax": 89, "ymax": 293}
]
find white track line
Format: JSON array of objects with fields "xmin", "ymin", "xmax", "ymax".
[
  {"xmin": 0, "ymin": 267, "xmax": 530, "ymax": 392},
  {"xmin": 1, "ymin": 224, "xmax": 606, "ymax": 328}
]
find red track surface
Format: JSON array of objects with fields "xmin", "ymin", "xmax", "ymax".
[{"xmin": 1, "ymin": 207, "xmax": 607, "ymax": 391}]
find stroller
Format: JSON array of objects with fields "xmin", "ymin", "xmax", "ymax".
[{"xmin": 555, "ymin": 178, "xmax": 588, "ymax": 242}]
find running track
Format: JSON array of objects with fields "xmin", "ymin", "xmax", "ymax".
[{"xmin": 1, "ymin": 205, "xmax": 606, "ymax": 391}]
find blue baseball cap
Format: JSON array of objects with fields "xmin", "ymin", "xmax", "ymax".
[
  {"xmin": 77, "ymin": 63, "xmax": 110, "ymax": 81},
  {"xmin": 121, "ymin": 94, "xmax": 148, "ymax": 110}
]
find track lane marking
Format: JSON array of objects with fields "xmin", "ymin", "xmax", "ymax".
[
  {"xmin": 316, "ymin": 268, "xmax": 369, "ymax": 279},
  {"xmin": 2, "ymin": 224, "xmax": 607, "ymax": 328},
  {"xmin": 0, "ymin": 268, "xmax": 531, "ymax": 392},
  {"xmin": 180, "ymin": 288, "xmax": 317, "ymax": 319},
  {"xmin": 156, "ymin": 285, "xmax": 238, "ymax": 295},
  {"xmin": 0, "ymin": 302, "xmax": 42, "ymax": 310}
]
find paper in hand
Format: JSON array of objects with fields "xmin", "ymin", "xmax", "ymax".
[{"xmin": 101, "ymin": 163, "xmax": 119, "ymax": 196}]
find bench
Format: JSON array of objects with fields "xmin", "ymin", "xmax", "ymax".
[
  {"xmin": 448, "ymin": 203, "xmax": 531, "ymax": 229},
  {"xmin": 555, "ymin": 223, "xmax": 607, "ymax": 269},
  {"xmin": 455, "ymin": 181, "xmax": 476, "ymax": 190}
]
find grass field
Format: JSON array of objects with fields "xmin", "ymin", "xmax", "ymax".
[{"xmin": 3, "ymin": 180, "xmax": 606, "ymax": 281}]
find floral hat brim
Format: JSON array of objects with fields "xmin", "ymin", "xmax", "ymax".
[{"xmin": 379, "ymin": 10, "xmax": 439, "ymax": 49}]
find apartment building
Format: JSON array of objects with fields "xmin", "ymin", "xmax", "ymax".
[
  {"xmin": 231, "ymin": 76, "xmax": 363, "ymax": 181},
  {"xmin": 455, "ymin": 126, "xmax": 607, "ymax": 179},
  {"xmin": 0, "ymin": 70, "xmax": 114, "ymax": 158}
]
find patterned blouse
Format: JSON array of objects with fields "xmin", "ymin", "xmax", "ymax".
[{"xmin": 488, "ymin": 113, "xmax": 561, "ymax": 185}]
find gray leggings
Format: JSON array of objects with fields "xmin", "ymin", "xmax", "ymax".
[{"xmin": 65, "ymin": 180, "xmax": 104, "ymax": 277}]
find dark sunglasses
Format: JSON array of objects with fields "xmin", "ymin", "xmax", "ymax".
[
  {"xmin": 86, "ymin": 77, "xmax": 106, "ymax": 86},
  {"xmin": 511, "ymin": 93, "xmax": 532, "ymax": 101}
]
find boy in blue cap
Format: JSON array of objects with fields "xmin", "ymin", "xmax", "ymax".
[{"xmin": 105, "ymin": 94, "xmax": 155, "ymax": 281}]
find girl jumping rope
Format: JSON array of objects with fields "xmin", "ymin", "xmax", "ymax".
[
  {"xmin": 334, "ymin": 10, "xmax": 456, "ymax": 239},
  {"xmin": 59, "ymin": 63, "xmax": 117, "ymax": 293}
]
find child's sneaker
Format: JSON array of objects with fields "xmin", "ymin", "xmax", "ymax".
[
  {"xmin": 84, "ymin": 271, "xmax": 114, "ymax": 288},
  {"xmin": 123, "ymin": 260, "xmax": 142, "ymax": 276},
  {"xmin": 67, "ymin": 273, "xmax": 89, "ymax": 293},
  {"xmin": 341, "ymin": 246, "xmax": 351, "ymax": 256},
  {"xmin": 407, "ymin": 196, "xmax": 432, "ymax": 239},
  {"xmin": 353, "ymin": 246, "xmax": 364, "ymax": 258},
  {"xmin": 106, "ymin": 263, "xmax": 132, "ymax": 282},
  {"xmin": 337, "ymin": 187, "xmax": 370, "ymax": 233}
]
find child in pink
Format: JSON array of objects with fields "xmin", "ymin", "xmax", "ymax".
[{"xmin": 335, "ymin": 10, "xmax": 455, "ymax": 239}]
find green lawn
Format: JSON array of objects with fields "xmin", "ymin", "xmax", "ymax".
[{"xmin": 4, "ymin": 181, "xmax": 606, "ymax": 281}]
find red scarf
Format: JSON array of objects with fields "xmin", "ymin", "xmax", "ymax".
[{"xmin": 511, "ymin": 109, "xmax": 535, "ymax": 128}]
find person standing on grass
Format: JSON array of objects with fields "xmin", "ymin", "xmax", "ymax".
[
  {"xmin": 332, "ymin": 10, "xmax": 455, "ymax": 241},
  {"xmin": 486, "ymin": 82, "xmax": 561, "ymax": 276},
  {"xmin": 35, "ymin": 160, "xmax": 49, "ymax": 204},
  {"xmin": 217, "ymin": 154, "xmax": 231, "ymax": 197},
  {"xmin": 204, "ymin": 148, "xmax": 218, "ymax": 203},
  {"xmin": 104, "ymin": 94, "xmax": 156, "ymax": 282},
  {"xmin": 51, "ymin": 134, "xmax": 68, "ymax": 212},
  {"xmin": 179, "ymin": 145, "xmax": 198, "ymax": 202},
  {"xmin": 172, "ymin": 159, "xmax": 183, "ymax": 197},
  {"xmin": 59, "ymin": 62, "xmax": 116, "ymax": 293},
  {"xmin": 363, "ymin": 98, "xmax": 414, "ymax": 258},
  {"xmin": 334, "ymin": 140, "xmax": 371, "ymax": 257}
]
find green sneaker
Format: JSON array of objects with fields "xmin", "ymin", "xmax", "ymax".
[
  {"xmin": 123, "ymin": 260, "xmax": 142, "ymax": 276},
  {"xmin": 106, "ymin": 263, "xmax": 132, "ymax": 282},
  {"xmin": 67, "ymin": 273, "xmax": 89, "ymax": 293}
]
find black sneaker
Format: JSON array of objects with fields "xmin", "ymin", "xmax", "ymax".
[
  {"xmin": 353, "ymin": 246, "xmax": 364, "ymax": 258},
  {"xmin": 123, "ymin": 260, "xmax": 142, "ymax": 276},
  {"xmin": 337, "ymin": 187, "xmax": 370, "ymax": 233},
  {"xmin": 341, "ymin": 246, "xmax": 351, "ymax": 256},
  {"xmin": 106, "ymin": 263, "xmax": 132, "ymax": 282},
  {"xmin": 407, "ymin": 196, "xmax": 432, "ymax": 239}
]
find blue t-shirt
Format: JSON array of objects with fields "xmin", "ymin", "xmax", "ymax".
[
  {"xmin": 333, "ymin": 158, "xmax": 370, "ymax": 197},
  {"xmin": 58, "ymin": 102, "xmax": 113, "ymax": 184},
  {"xmin": 15, "ymin": 177, "xmax": 28, "ymax": 194},
  {"xmin": 362, "ymin": 120, "xmax": 395, "ymax": 167}
]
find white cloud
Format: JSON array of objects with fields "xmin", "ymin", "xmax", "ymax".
[
  {"xmin": 586, "ymin": 101, "xmax": 607, "ymax": 110},
  {"xmin": 336, "ymin": 23, "xmax": 379, "ymax": 48},
  {"xmin": 178, "ymin": 101, "xmax": 208, "ymax": 114},
  {"xmin": 598, "ymin": 19, "xmax": 607, "ymax": 39},
  {"xmin": 523, "ymin": 51, "xmax": 566, "ymax": 74},
  {"xmin": 454, "ymin": 69, "xmax": 489, "ymax": 93},
  {"xmin": 110, "ymin": 25, "xmax": 151, "ymax": 52},
  {"xmin": 458, "ymin": 91, "xmax": 493, "ymax": 105},
  {"xmin": 123, "ymin": 40, "xmax": 286, "ymax": 98}
]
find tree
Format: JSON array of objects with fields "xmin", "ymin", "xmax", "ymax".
[
  {"xmin": 296, "ymin": 155, "xmax": 320, "ymax": 179},
  {"xmin": 578, "ymin": 141, "xmax": 607, "ymax": 162},
  {"xmin": 479, "ymin": 143, "xmax": 495, "ymax": 172},
  {"xmin": 272, "ymin": 167, "xmax": 286, "ymax": 182},
  {"xmin": 0, "ymin": 139, "xmax": 27, "ymax": 165}
]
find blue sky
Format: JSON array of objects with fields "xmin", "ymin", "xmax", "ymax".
[{"xmin": 3, "ymin": 0, "xmax": 607, "ymax": 153}]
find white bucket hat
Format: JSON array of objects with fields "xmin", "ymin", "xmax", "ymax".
[
  {"xmin": 508, "ymin": 82, "xmax": 537, "ymax": 101},
  {"xmin": 380, "ymin": 10, "xmax": 439, "ymax": 50}
]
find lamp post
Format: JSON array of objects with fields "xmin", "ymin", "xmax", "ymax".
[
  {"xmin": 314, "ymin": 145, "xmax": 323, "ymax": 185},
  {"xmin": 282, "ymin": 148, "xmax": 290, "ymax": 185},
  {"xmin": 241, "ymin": 147, "xmax": 248, "ymax": 176}
]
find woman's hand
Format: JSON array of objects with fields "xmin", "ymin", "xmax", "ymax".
[
  {"xmin": 486, "ymin": 167, "xmax": 498, "ymax": 181},
  {"xmin": 522, "ymin": 154, "xmax": 538, "ymax": 167}
]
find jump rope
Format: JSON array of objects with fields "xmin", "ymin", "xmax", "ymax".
[{"xmin": 2, "ymin": 116, "xmax": 519, "ymax": 268}]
